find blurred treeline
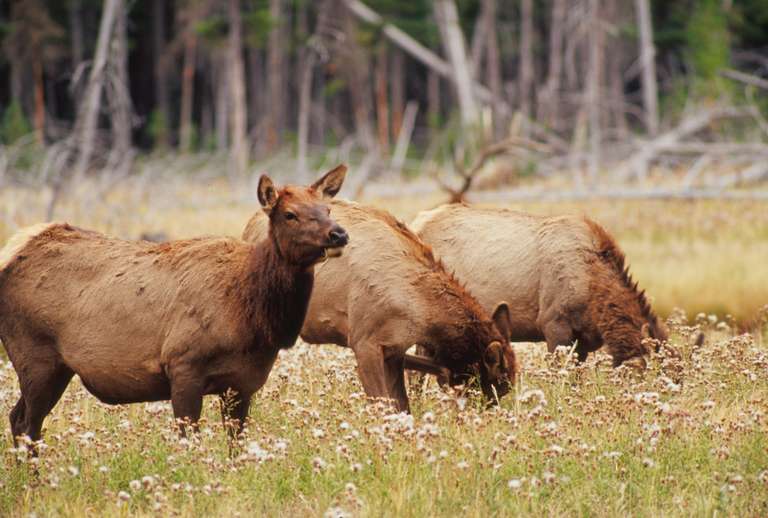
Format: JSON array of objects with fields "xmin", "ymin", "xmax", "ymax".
[{"xmin": 0, "ymin": 0, "xmax": 766, "ymax": 168}]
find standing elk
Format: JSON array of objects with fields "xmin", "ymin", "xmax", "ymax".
[
  {"xmin": 243, "ymin": 199, "xmax": 517, "ymax": 412},
  {"xmin": 0, "ymin": 166, "xmax": 348, "ymax": 446},
  {"xmin": 412, "ymin": 204, "xmax": 670, "ymax": 367}
]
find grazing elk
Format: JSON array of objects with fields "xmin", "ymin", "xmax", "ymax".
[
  {"xmin": 0, "ymin": 166, "xmax": 348, "ymax": 446},
  {"xmin": 243, "ymin": 199, "xmax": 517, "ymax": 412},
  {"xmin": 412, "ymin": 204, "xmax": 669, "ymax": 367}
]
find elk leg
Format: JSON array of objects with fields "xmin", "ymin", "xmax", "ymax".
[
  {"xmin": 18, "ymin": 363, "xmax": 74, "ymax": 450},
  {"xmin": 384, "ymin": 355, "xmax": 410, "ymax": 414},
  {"xmin": 9, "ymin": 398, "xmax": 25, "ymax": 446},
  {"xmin": 352, "ymin": 346, "xmax": 396, "ymax": 409},
  {"xmin": 169, "ymin": 371, "xmax": 204, "ymax": 437},
  {"xmin": 542, "ymin": 319, "xmax": 574, "ymax": 354},
  {"xmin": 220, "ymin": 391, "xmax": 251, "ymax": 439}
]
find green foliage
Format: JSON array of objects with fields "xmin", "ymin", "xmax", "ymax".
[
  {"xmin": 0, "ymin": 100, "xmax": 32, "ymax": 144},
  {"xmin": 686, "ymin": 0, "xmax": 731, "ymax": 99}
]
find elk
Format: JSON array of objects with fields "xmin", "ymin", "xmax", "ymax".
[
  {"xmin": 0, "ymin": 166, "xmax": 348, "ymax": 446},
  {"xmin": 412, "ymin": 204, "xmax": 670, "ymax": 367},
  {"xmin": 243, "ymin": 199, "xmax": 517, "ymax": 412}
]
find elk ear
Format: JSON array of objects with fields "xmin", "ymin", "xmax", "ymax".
[
  {"xmin": 311, "ymin": 164, "xmax": 347, "ymax": 199},
  {"xmin": 491, "ymin": 302, "xmax": 512, "ymax": 343},
  {"xmin": 258, "ymin": 175, "xmax": 279, "ymax": 211}
]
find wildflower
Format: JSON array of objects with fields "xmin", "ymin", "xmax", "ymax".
[
  {"xmin": 542, "ymin": 471, "xmax": 556, "ymax": 484},
  {"xmin": 142, "ymin": 475, "xmax": 156, "ymax": 488},
  {"xmin": 67, "ymin": 466, "xmax": 80, "ymax": 477},
  {"xmin": 642, "ymin": 457, "xmax": 655, "ymax": 468},
  {"xmin": 129, "ymin": 479, "xmax": 141, "ymax": 492},
  {"xmin": 98, "ymin": 466, "xmax": 109, "ymax": 474},
  {"xmin": 117, "ymin": 491, "xmax": 131, "ymax": 502},
  {"xmin": 508, "ymin": 479, "xmax": 522, "ymax": 490},
  {"xmin": 312, "ymin": 457, "xmax": 327, "ymax": 472},
  {"xmin": 456, "ymin": 460, "xmax": 469, "ymax": 469}
]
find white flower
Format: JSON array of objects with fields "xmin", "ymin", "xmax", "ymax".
[
  {"xmin": 117, "ymin": 491, "xmax": 131, "ymax": 501},
  {"xmin": 129, "ymin": 479, "xmax": 141, "ymax": 491},
  {"xmin": 312, "ymin": 457, "xmax": 327, "ymax": 471},
  {"xmin": 508, "ymin": 479, "xmax": 522, "ymax": 490},
  {"xmin": 67, "ymin": 466, "xmax": 79, "ymax": 477},
  {"xmin": 456, "ymin": 460, "xmax": 469, "ymax": 469}
]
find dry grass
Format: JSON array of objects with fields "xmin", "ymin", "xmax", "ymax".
[{"xmin": 1, "ymin": 319, "xmax": 766, "ymax": 516}]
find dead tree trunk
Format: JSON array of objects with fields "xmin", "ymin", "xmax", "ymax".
[
  {"xmin": 434, "ymin": 0, "xmax": 478, "ymax": 127},
  {"xmin": 586, "ymin": 0, "xmax": 604, "ymax": 187},
  {"xmin": 267, "ymin": 0, "xmax": 286, "ymax": 151},
  {"xmin": 635, "ymin": 0, "xmax": 659, "ymax": 135},
  {"xmin": 375, "ymin": 44, "xmax": 390, "ymax": 154},
  {"xmin": 73, "ymin": 0, "xmax": 120, "ymax": 176},
  {"xmin": 228, "ymin": 0, "xmax": 248, "ymax": 177},
  {"xmin": 391, "ymin": 48, "xmax": 405, "ymax": 139},
  {"xmin": 518, "ymin": 0, "xmax": 534, "ymax": 132},
  {"xmin": 428, "ymin": 70, "xmax": 441, "ymax": 128},
  {"xmin": 538, "ymin": 0, "xmax": 565, "ymax": 129},
  {"xmin": 179, "ymin": 11, "xmax": 198, "ymax": 153},
  {"xmin": 483, "ymin": 0, "xmax": 502, "ymax": 138},
  {"xmin": 343, "ymin": 10, "xmax": 376, "ymax": 151},
  {"xmin": 109, "ymin": 4, "xmax": 132, "ymax": 162},
  {"xmin": 153, "ymin": 0, "xmax": 170, "ymax": 149}
]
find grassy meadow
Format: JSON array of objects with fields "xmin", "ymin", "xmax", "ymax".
[{"xmin": 0, "ymin": 175, "xmax": 767, "ymax": 516}]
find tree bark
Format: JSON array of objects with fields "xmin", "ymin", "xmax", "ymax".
[
  {"xmin": 267, "ymin": 0, "xmax": 286, "ymax": 151},
  {"xmin": 179, "ymin": 14, "xmax": 198, "ymax": 152},
  {"xmin": 32, "ymin": 57, "xmax": 45, "ymax": 145},
  {"xmin": 248, "ymin": 48, "xmax": 264, "ymax": 138},
  {"xmin": 109, "ymin": 3, "xmax": 132, "ymax": 160},
  {"xmin": 586, "ymin": 0, "xmax": 604, "ymax": 187},
  {"xmin": 228, "ymin": 0, "xmax": 249, "ymax": 176},
  {"xmin": 375, "ymin": 44, "xmax": 390, "ymax": 154},
  {"xmin": 434, "ymin": 0, "xmax": 478, "ymax": 127},
  {"xmin": 343, "ymin": 10, "xmax": 375, "ymax": 151},
  {"xmin": 69, "ymin": 0, "xmax": 84, "ymax": 69},
  {"xmin": 215, "ymin": 55, "xmax": 229, "ymax": 152},
  {"xmin": 538, "ymin": 0, "xmax": 565, "ymax": 128},
  {"xmin": 518, "ymin": 0, "xmax": 534, "ymax": 130},
  {"xmin": 390, "ymin": 48, "xmax": 405, "ymax": 139},
  {"xmin": 74, "ymin": 0, "xmax": 120, "ymax": 176},
  {"xmin": 635, "ymin": 0, "xmax": 659, "ymax": 135},
  {"xmin": 483, "ymin": 0, "xmax": 502, "ymax": 138},
  {"xmin": 153, "ymin": 0, "xmax": 170, "ymax": 148},
  {"xmin": 428, "ymin": 70, "xmax": 441, "ymax": 128}
]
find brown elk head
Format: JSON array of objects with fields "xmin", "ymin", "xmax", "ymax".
[
  {"xmin": 441, "ymin": 302, "xmax": 516, "ymax": 403},
  {"xmin": 477, "ymin": 302, "xmax": 516, "ymax": 402},
  {"xmin": 258, "ymin": 165, "xmax": 349, "ymax": 267}
]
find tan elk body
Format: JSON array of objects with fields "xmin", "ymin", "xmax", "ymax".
[
  {"xmin": 243, "ymin": 199, "xmax": 516, "ymax": 411},
  {"xmin": 0, "ymin": 167, "xmax": 349, "ymax": 444},
  {"xmin": 411, "ymin": 204, "xmax": 668, "ymax": 366}
]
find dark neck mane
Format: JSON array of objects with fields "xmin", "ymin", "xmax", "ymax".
[
  {"xmin": 585, "ymin": 217, "xmax": 658, "ymax": 325},
  {"xmin": 242, "ymin": 236, "xmax": 314, "ymax": 350}
]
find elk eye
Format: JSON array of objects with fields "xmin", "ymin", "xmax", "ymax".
[{"xmin": 284, "ymin": 212, "xmax": 297, "ymax": 221}]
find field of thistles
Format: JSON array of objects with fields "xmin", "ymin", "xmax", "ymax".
[
  {"xmin": 0, "ymin": 177, "xmax": 766, "ymax": 515},
  {"xmin": 1, "ymin": 314, "xmax": 766, "ymax": 516}
]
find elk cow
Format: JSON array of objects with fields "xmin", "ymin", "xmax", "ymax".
[
  {"xmin": 243, "ymin": 200, "xmax": 517, "ymax": 412},
  {"xmin": 412, "ymin": 204, "xmax": 669, "ymax": 367},
  {"xmin": 0, "ymin": 166, "xmax": 348, "ymax": 445}
]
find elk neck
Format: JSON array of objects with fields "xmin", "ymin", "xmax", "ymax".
[{"xmin": 241, "ymin": 234, "xmax": 315, "ymax": 350}]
